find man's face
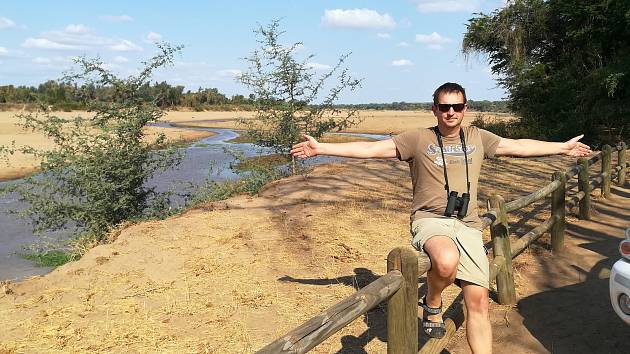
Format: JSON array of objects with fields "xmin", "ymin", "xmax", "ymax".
[{"xmin": 432, "ymin": 91, "xmax": 467, "ymax": 130}]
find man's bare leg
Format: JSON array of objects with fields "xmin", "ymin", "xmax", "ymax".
[
  {"xmin": 423, "ymin": 235, "xmax": 459, "ymax": 322},
  {"xmin": 461, "ymin": 281, "xmax": 491, "ymax": 354}
]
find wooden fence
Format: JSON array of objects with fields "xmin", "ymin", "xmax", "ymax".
[{"xmin": 256, "ymin": 142, "xmax": 628, "ymax": 354}]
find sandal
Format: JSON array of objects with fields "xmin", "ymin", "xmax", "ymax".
[{"xmin": 421, "ymin": 296, "xmax": 446, "ymax": 339}]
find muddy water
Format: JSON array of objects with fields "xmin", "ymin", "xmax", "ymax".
[{"xmin": 0, "ymin": 127, "xmax": 387, "ymax": 281}]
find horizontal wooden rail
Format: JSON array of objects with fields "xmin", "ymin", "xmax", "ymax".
[
  {"xmin": 510, "ymin": 216, "xmax": 557, "ymax": 258},
  {"xmin": 480, "ymin": 210, "xmax": 497, "ymax": 229},
  {"xmin": 505, "ymin": 180, "xmax": 560, "ymax": 212},
  {"xmin": 257, "ymin": 270, "xmax": 405, "ymax": 354},
  {"xmin": 590, "ymin": 174, "xmax": 603, "ymax": 190},
  {"xmin": 565, "ymin": 164, "xmax": 581, "ymax": 180},
  {"xmin": 588, "ymin": 151, "xmax": 602, "ymax": 165}
]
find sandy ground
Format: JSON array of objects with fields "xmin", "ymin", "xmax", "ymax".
[
  {"xmin": 0, "ymin": 111, "xmax": 215, "ymax": 181},
  {"xmin": 1, "ymin": 150, "xmax": 627, "ymax": 353}
]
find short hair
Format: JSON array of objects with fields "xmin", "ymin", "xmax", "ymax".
[{"xmin": 433, "ymin": 82, "xmax": 467, "ymax": 105}]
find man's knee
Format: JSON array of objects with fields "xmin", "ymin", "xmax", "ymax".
[
  {"xmin": 464, "ymin": 287, "xmax": 489, "ymax": 315},
  {"xmin": 424, "ymin": 237, "xmax": 459, "ymax": 279}
]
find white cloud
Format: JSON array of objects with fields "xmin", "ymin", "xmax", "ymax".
[
  {"xmin": 113, "ymin": 55, "xmax": 128, "ymax": 63},
  {"xmin": 109, "ymin": 40, "xmax": 142, "ymax": 52},
  {"xmin": 21, "ymin": 25, "xmax": 143, "ymax": 53},
  {"xmin": 0, "ymin": 47, "xmax": 8, "ymax": 56},
  {"xmin": 415, "ymin": 32, "xmax": 452, "ymax": 49},
  {"xmin": 65, "ymin": 24, "xmax": 90, "ymax": 35},
  {"xmin": 217, "ymin": 69, "xmax": 242, "ymax": 78},
  {"xmin": 0, "ymin": 17, "xmax": 16, "ymax": 29},
  {"xmin": 392, "ymin": 59, "xmax": 413, "ymax": 67},
  {"xmin": 32, "ymin": 57, "xmax": 51, "ymax": 64},
  {"xmin": 398, "ymin": 41, "xmax": 409, "ymax": 47},
  {"xmin": 376, "ymin": 33, "xmax": 391, "ymax": 39},
  {"xmin": 306, "ymin": 62, "xmax": 331, "ymax": 70},
  {"xmin": 146, "ymin": 32, "xmax": 162, "ymax": 43},
  {"xmin": 100, "ymin": 15, "xmax": 134, "ymax": 22},
  {"xmin": 22, "ymin": 37, "xmax": 84, "ymax": 50},
  {"xmin": 322, "ymin": 9, "xmax": 396, "ymax": 29},
  {"xmin": 415, "ymin": 0, "xmax": 480, "ymax": 13}
]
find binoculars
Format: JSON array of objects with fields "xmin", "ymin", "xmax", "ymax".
[{"xmin": 444, "ymin": 191, "xmax": 470, "ymax": 219}]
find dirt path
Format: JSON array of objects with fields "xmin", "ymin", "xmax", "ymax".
[
  {"xmin": 0, "ymin": 157, "xmax": 627, "ymax": 353},
  {"xmin": 448, "ymin": 183, "xmax": 630, "ymax": 354}
]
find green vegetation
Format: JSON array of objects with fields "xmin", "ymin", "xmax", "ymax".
[
  {"xmin": 464, "ymin": 0, "xmax": 630, "ymax": 145},
  {"xmin": 334, "ymin": 100, "xmax": 510, "ymax": 113},
  {"xmin": 0, "ymin": 80, "xmax": 256, "ymax": 112},
  {"xmin": 190, "ymin": 151, "xmax": 288, "ymax": 205},
  {"xmin": 233, "ymin": 154, "xmax": 290, "ymax": 172},
  {"xmin": 0, "ymin": 44, "xmax": 184, "ymax": 247},
  {"xmin": 238, "ymin": 19, "xmax": 362, "ymax": 174},
  {"xmin": 22, "ymin": 250, "xmax": 73, "ymax": 267}
]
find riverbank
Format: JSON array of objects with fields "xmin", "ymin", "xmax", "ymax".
[{"xmin": 0, "ymin": 111, "xmax": 217, "ymax": 181}]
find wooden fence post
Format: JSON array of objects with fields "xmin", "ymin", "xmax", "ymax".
[
  {"xmin": 618, "ymin": 142, "xmax": 627, "ymax": 186},
  {"xmin": 387, "ymin": 247, "xmax": 418, "ymax": 354},
  {"xmin": 551, "ymin": 171, "xmax": 566, "ymax": 252},
  {"xmin": 489, "ymin": 195, "xmax": 516, "ymax": 305},
  {"xmin": 578, "ymin": 158, "xmax": 591, "ymax": 220},
  {"xmin": 602, "ymin": 145, "xmax": 612, "ymax": 198}
]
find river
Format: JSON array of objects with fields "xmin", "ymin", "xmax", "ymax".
[{"xmin": 0, "ymin": 126, "xmax": 387, "ymax": 281}]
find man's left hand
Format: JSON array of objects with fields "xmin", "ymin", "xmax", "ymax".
[{"xmin": 564, "ymin": 135, "xmax": 592, "ymax": 157}]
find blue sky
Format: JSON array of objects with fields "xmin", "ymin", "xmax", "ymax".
[{"xmin": 0, "ymin": 1, "xmax": 507, "ymax": 103}]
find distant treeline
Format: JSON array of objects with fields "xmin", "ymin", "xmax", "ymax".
[
  {"xmin": 334, "ymin": 100, "xmax": 510, "ymax": 112},
  {"xmin": 0, "ymin": 81, "xmax": 510, "ymax": 112},
  {"xmin": 0, "ymin": 81, "xmax": 255, "ymax": 111}
]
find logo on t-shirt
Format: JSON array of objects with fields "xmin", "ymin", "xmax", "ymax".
[{"xmin": 426, "ymin": 143, "xmax": 475, "ymax": 166}]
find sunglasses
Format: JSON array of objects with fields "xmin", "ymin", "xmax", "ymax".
[{"xmin": 437, "ymin": 103, "xmax": 466, "ymax": 113}]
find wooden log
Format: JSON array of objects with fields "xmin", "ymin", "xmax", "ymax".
[
  {"xmin": 578, "ymin": 158, "xmax": 591, "ymax": 220},
  {"xmin": 387, "ymin": 247, "xmax": 419, "ymax": 354},
  {"xmin": 565, "ymin": 190, "xmax": 585, "ymax": 213},
  {"xmin": 591, "ymin": 174, "xmax": 604, "ymax": 189},
  {"xmin": 480, "ymin": 210, "xmax": 497, "ymax": 229},
  {"xmin": 565, "ymin": 164, "xmax": 581, "ymax": 180},
  {"xmin": 551, "ymin": 171, "xmax": 566, "ymax": 252},
  {"xmin": 618, "ymin": 142, "xmax": 627, "ymax": 186},
  {"xmin": 489, "ymin": 195, "xmax": 516, "ymax": 305},
  {"xmin": 602, "ymin": 145, "xmax": 612, "ymax": 198},
  {"xmin": 489, "ymin": 255, "xmax": 506, "ymax": 280},
  {"xmin": 588, "ymin": 151, "xmax": 602, "ymax": 165},
  {"xmin": 256, "ymin": 271, "xmax": 403, "ymax": 354},
  {"xmin": 510, "ymin": 216, "xmax": 556, "ymax": 258},
  {"xmin": 505, "ymin": 180, "xmax": 560, "ymax": 212}
]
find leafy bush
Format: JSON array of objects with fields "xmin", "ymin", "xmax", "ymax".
[{"xmin": 0, "ymin": 44, "xmax": 183, "ymax": 243}]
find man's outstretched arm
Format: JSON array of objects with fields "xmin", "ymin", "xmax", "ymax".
[
  {"xmin": 495, "ymin": 134, "xmax": 592, "ymax": 157},
  {"xmin": 290, "ymin": 135, "xmax": 397, "ymax": 159}
]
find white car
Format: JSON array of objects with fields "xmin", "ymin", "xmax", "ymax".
[{"xmin": 610, "ymin": 228, "xmax": 630, "ymax": 325}]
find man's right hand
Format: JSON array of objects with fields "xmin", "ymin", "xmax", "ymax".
[{"xmin": 291, "ymin": 134, "xmax": 319, "ymax": 159}]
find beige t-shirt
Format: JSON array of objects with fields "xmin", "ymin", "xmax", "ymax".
[{"xmin": 392, "ymin": 126, "xmax": 501, "ymax": 230}]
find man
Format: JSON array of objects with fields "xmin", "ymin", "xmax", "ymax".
[{"xmin": 290, "ymin": 82, "xmax": 591, "ymax": 354}]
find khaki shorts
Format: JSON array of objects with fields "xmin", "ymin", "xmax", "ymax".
[{"xmin": 411, "ymin": 217, "xmax": 489, "ymax": 289}]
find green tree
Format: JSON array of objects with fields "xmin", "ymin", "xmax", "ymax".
[
  {"xmin": 463, "ymin": 0, "xmax": 630, "ymax": 144},
  {"xmin": 238, "ymin": 20, "xmax": 362, "ymax": 174},
  {"xmin": 1, "ymin": 44, "xmax": 183, "ymax": 244}
]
